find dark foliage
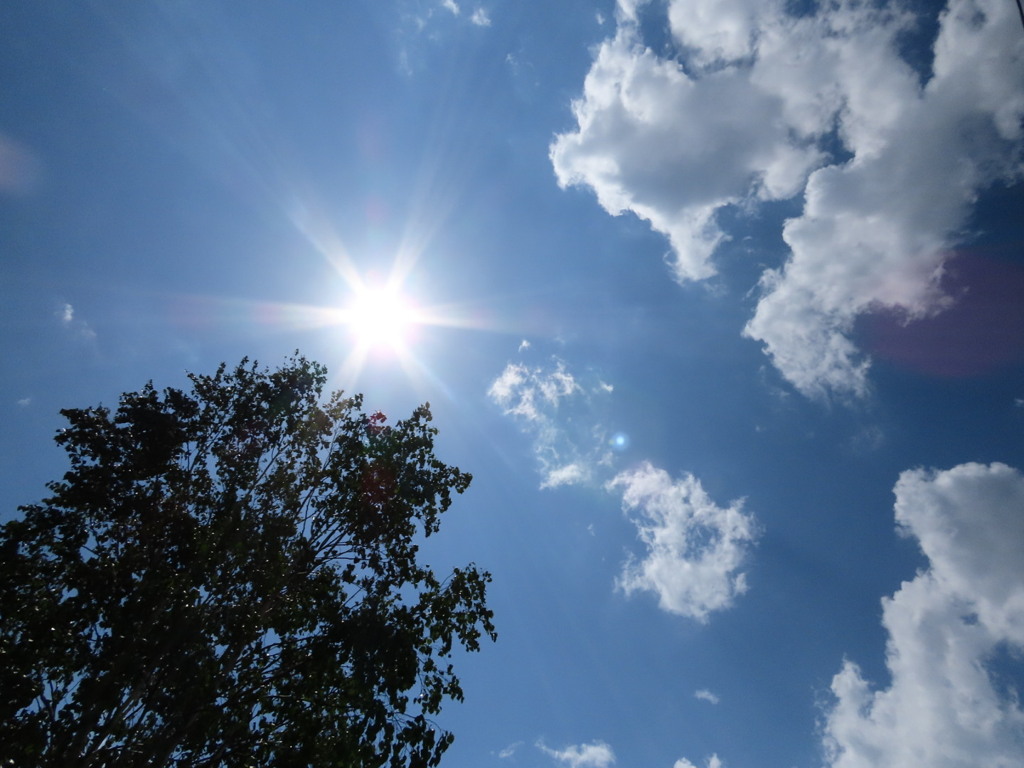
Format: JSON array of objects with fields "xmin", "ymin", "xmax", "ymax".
[{"xmin": 0, "ymin": 356, "xmax": 495, "ymax": 768}]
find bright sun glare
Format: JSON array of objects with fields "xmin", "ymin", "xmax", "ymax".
[{"xmin": 343, "ymin": 285, "xmax": 419, "ymax": 353}]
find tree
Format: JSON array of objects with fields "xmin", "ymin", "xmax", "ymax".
[{"xmin": 0, "ymin": 355, "xmax": 495, "ymax": 768}]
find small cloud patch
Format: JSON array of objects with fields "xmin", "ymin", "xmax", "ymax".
[{"xmin": 694, "ymin": 689, "xmax": 720, "ymax": 705}]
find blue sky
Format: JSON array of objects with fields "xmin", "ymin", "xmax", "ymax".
[{"xmin": 2, "ymin": 1, "xmax": 1024, "ymax": 766}]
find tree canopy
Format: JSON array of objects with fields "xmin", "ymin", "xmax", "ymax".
[{"xmin": 0, "ymin": 356, "xmax": 495, "ymax": 768}]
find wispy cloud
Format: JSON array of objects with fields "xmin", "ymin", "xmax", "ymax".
[
  {"xmin": 611, "ymin": 463, "xmax": 758, "ymax": 622},
  {"xmin": 497, "ymin": 741, "xmax": 523, "ymax": 759},
  {"xmin": 538, "ymin": 740, "xmax": 615, "ymax": 768},
  {"xmin": 553, "ymin": 0, "xmax": 1024, "ymax": 399},
  {"xmin": 490, "ymin": 353, "xmax": 759, "ymax": 621},
  {"xmin": 694, "ymin": 689, "xmax": 720, "ymax": 705},
  {"xmin": 396, "ymin": 0, "xmax": 492, "ymax": 73},
  {"xmin": 0, "ymin": 132, "xmax": 41, "ymax": 195},
  {"xmin": 541, "ymin": 462, "xmax": 589, "ymax": 491},
  {"xmin": 537, "ymin": 738, "xmax": 721, "ymax": 768},
  {"xmin": 673, "ymin": 756, "xmax": 722, "ymax": 768},
  {"xmin": 489, "ymin": 359, "xmax": 581, "ymax": 423},
  {"xmin": 488, "ymin": 355, "xmax": 610, "ymax": 489},
  {"xmin": 57, "ymin": 302, "xmax": 96, "ymax": 341},
  {"xmin": 822, "ymin": 461, "xmax": 1024, "ymax": 766}
]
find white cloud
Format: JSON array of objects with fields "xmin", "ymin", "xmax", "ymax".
[
  {"xmin": 490, "ymin": 358, "xmax": 757, "ymax": 623},
  {"xmin": 553, "ymin": 0, "xmax": 1024, "ymax": 398},
  {"xmin": 538, "ymin": 741, "xmax": 616, "ymax": 768},
  {"xmin": 57, "ymin": 301, "xmax": 96, "ymax": 341},
  {"xmin": 470, "ymin": 8, "xmax": 490, "ymax": 27},
  {"xmin": 550, "ymin": 23, "xmax": 820, "ymax": 283},
  {"xmin": 541, "ymin": 462, "xmax": 590, "ymax": 490},
  {"xmin": 745, "ymin": 0, "xmax": 1024, "ymax": 398},
  {"xmin": 538, "ymin": 739, "xmax": 721, "ymax": 768},
  {"xmin": 442, "ymin": 0, "xmax": 459, "ymax": 15},
  {"xmin": 488, "ymin": 357, "xmax": 611, "ymax": 489},
  {"xmin": 610, "ymin": 462, "xmax": 758, "ymax": 621},
  {"xmin": 16, "ymin": 397, "xmax": 32, "ymax": 408},
  {"xmin": 822, "ymin": 462, "xmax": 1024, "ymax": 767},
  {"xmin": 673, "ymin": 756, "xmax": 722, "ymax": 768},
  {"xmin": 694, "ymin": 688, "xmax": 720, "ymax": 705},
  {"xmin": 667, "ymin": 0, "xmax": 757, "ymax": 66},
  {"xmin": 488, "ymin": 360, "xmax": 581, "ymax": 423},
  {"xmin": 497, "ymin": 741, "xmax": 523, "ymax": 759}
]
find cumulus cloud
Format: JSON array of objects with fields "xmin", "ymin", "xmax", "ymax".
[
  {"xmin": 538, "ymin": 741, "xmax": 616, "ymax": 768},
  {"xmin": 550, "ymin": 22, "xmax": 820, "ymax": 282},
  {"xmin": 822, "ymin": 462, "xmax": 1024, "ymax": 767},
  {"xmin": 746, "ymin": 0, "xmax": 1024, "ymax": 398},
  {"xmin": 488, "ymin": 356, "xmax": 611, "ymax": 489},
  {"xmin": 610, "ymin": 462, "xmax": 758, "ymax": 621},
  {"xmin": 552, "ymin": 0, "xmax": 1024, "ymax": 398}
]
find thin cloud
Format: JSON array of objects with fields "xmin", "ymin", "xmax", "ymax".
[
  {"xmin": 488, "ymin": 359, "xmax": 580, "ymax": 423},
  {"xmin": 541, "ymin": 462, "xmax": 589, "ymax": 490},
  {"xmin": 488, "ymin": 356, "xmax": 611, "ymax": 489},
  {"xmin": 822, "ymin": 462, "xmax": 1024, "ymax": 767},
  {"xmin": 610, "ymin": 463, "xmax": 758, "ymax": 622},
  {"xmin": 491, "ymin": 355, "xmax": 760, "ymax": 620},
  {"xmin": 57, "ymin": 302, "xmax": 96, "ymax": 341},
  {"xmin": 497, "ymin": 741, "xmax": 523, "ymax": 759},
  {"xmin": 674, "ymin": 757, "xmax": 722, "ymax": 768},
  {"xmin": 694, "ymin": 689, "xmax": 720, "ymax": 705},
  {"xmin": 0, "ymin": 133, "xmax": 41, "ymax": 195},
  {"xmin": 553, "ymin": 0, "xmax": 1024, "ymax": 399},
  {"xmin": 538, "ymin": 740, "xmax": 615, "ymax": 768},
  {"xmin": 470, "ymin": 8, "xmax": 491, "ymax": 26},
  {"xmin": 442, "ymin": 0, "xmax": 459, "ymax": 15}
]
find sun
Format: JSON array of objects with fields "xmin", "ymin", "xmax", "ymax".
[{"xmin": 342, "ymin": 284, "xmax": 420, "ymax": 353}]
